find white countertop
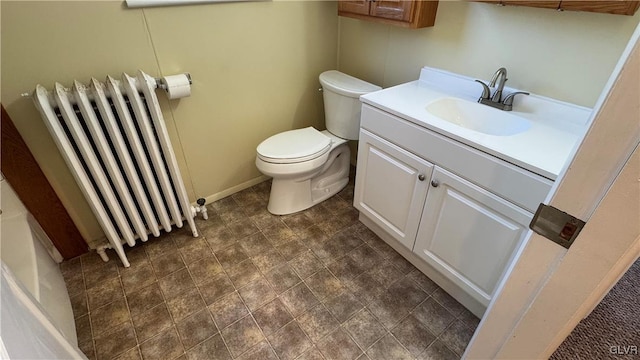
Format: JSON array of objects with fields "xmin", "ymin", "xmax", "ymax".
[{"xmin": 360, "ymin": 67, "xmax": 593, "ymax": 180}]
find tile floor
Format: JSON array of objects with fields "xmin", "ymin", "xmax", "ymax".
[{"xmin": 61, "ymin": 179, "xmax": 479, "ymax": 360}]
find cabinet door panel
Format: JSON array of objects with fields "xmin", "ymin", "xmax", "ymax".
[
  {"xmin": 355, "ymin": 130, "xmax": 433, "ymax": 250},
  {"xmin": 414, "ymin": 167, "xmax": 532, "ymax": 305},
  {"xmin": 370, "ymin": 0, "xmax": 414, "ymax": 22},
  {"xmin": 338, "ymin": 0, "xmax": 371, "ymax": 16},
  {"xmin": 560, "ymin": 1, "xmax": 640, "ymax": 15}
]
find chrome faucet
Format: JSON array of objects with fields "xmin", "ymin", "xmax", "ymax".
[{"xmin": 475, "ymin": 67, "xmax": 529, "ymax": 111}]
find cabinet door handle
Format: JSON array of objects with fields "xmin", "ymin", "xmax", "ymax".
[
  {"xmin": 418, "ymin": 174, "xmax": 426, "ymax": 181},
  {"xmin": 431, "ymin": 180, "xmax": 439, "ymax": 188}
]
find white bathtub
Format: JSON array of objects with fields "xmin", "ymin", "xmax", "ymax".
[{"xmin": 0, "ymin": 178, "xmax": 77, "ymax": 345}]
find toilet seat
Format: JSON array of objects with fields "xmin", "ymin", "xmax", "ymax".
[{"xmin": 257, "ymin": 127, "xmax": 332, "ymax": 164}]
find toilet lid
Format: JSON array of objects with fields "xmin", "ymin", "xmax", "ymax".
[{"xmin": 257, "ymin": 127, "xmax": 331, "ymax": 164}]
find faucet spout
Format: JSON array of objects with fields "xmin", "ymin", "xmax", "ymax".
[{"xmin": 489, "ymin": 67, "xmax": 508, "ymax": 103}]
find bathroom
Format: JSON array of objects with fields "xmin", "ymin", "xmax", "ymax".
[{"xmin": 1, "ymin": 0, "xmax": 639, "ymax": 359}]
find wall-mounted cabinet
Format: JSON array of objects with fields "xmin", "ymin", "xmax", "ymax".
[
  {"xmin": 478, "ymin": 0, "xmax": 640, "ymax": 15},
  {"xmin": 338, "ymin": 0, "xmax": 439, "ymax": 28}
]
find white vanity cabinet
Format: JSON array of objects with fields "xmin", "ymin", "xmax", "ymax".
[
  {"xmin": 354, "ymin": 104, "xmax": 554, "ymax": 315},
  {"xmin": 354, "ymin": 129, "xmax": 433, "ymax": 250}
]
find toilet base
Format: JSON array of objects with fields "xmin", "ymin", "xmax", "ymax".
[{"xmin": 267, "ymin": 144, "xmax": 351, "ymax": 215}]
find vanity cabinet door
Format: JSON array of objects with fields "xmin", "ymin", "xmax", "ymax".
[
  {"xmin": 413, "ymin": 167, "xmax": 532, "ymax": 305},
  {"xmin": 370, "ymin": 0, "xmax": 414, "ymax": 22},
  {"xmin": 354, "ymin": 129, "xmax": 434, "ymax": 250}
]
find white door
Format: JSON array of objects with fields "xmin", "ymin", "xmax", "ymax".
[
  {"xmin": 465, "ymin": 22, "xmax": 640, "ymax": 359},
  {"xmin": 354, "ymin": 129, "xmax": 434, "ymax": 250},
  {"xmin": 414, "ymin": 167, "xmax": 531, "ymax": 306}
]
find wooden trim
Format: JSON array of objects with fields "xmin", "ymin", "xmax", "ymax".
[{"xmin": 1, "ymin": 104, "xmax": 88, "ymax": 259}]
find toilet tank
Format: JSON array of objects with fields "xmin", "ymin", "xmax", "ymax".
[{"xmin": 319, "ymin": 71, "xmax": 381, "ymax": 140}]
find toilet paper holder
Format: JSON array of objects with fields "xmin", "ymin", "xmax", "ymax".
[{"xmin": 156, "ymin": 73, "xmax": 192, "ymax": 91}]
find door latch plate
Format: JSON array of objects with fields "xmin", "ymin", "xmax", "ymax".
[{"xmin": 530, "ymin": 203, "xmax": 586, "ymax": 249}]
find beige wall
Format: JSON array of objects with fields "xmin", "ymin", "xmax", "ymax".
[
  {"xmin": 338, "ymin": 1, "xmax": 640, "ymax": 108},
  {"xmin": 1, "ymin": 1, "xmax": 338, "ymax": 245}
]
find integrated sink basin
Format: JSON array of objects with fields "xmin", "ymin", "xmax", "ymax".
[{"xmin": 426, "ymin": 97, "xmax": 532, "ymax": 136}]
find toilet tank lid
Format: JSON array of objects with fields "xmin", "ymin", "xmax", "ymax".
[
  {"xmin": 319, "ymin": 70, "xmax": 381, "ymax": 97},
  {"xmin": 257, "ymin": 127, "xmax": 331, "ymax": 161}
]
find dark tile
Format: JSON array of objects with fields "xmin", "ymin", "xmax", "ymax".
[
  {"xmin": 264, "ymin": 264, "xmax": 301, "ymax": 294},
  {"xmin": 208, "ymin": 291, "xmax": 249, "ymax": 330},
  {"xmin": 61, "ymin": 256, "xmax": 83, "ymax": 278},
  {"xmin": 366, "ymin": 333, "xmax": 413, "ymax": 360},
  {"xmin": 158, "ymin": 268, "xmax": 196, "ymax": 300},
  {"xmin": 90, "ymin": 298, "xmax": 130, "ymax": 336},
  {"xmin": 211, "ymin": 196, "xmax": 239, "ymax": 213},
  {"xmin": 220, "ymin": 315, "xmax": 264, "ymax": 358},
  {"xmin": 296, "ymin": 347, "xmax": 326, "ymax": 360},
  {"xmin": 166, "ymin": 287, "xmax": 206, "ymax": 321},
  {"xmin": 139, "ymin": 327, "xmax": 184, "ymax": 360},
  {"xmin": 198, "ymin": 272, "xmax": 235, "ymax": 305},
  {"xmin": 289, "ymin": 250, "xmax": 323, "ymax": 279},
  {"xmin": 236, "ymin": 341, "xmax": 277, "ymax": 360},
  {"xmin": 150, "ymin": 251, "xmax": 185, "ymax": 278},
  {"xmin": 232, "ymin": 188, "xmax": 263, "ymax": 206},
  {"xmin": 347, "ymin": 244, "xmax": 383, "ymax": 271},
  {"xmin": 62, "ymin": 269, "xmax": 85, "ymax": 297},
  {"xmin": 302, "ymin": 206, "xmax": 335, "ymax": 224},
  {"xmin": 227, "ymin": 218, "xmax": 260, "ymax": 239},
  {"xmin": 252, "ymin": 298, "xmax": 293, "ymax": 335},
  {"xmin": 367, "ymin": 291, "xmax": 412, "ymax": 329},
  {"xmin": 439, "ymin": 319, "xmax": 475, "ymax": 356},
  {"xmin": 132, "ymin": 303, "xmax": 173, "ymax": 342},
  {"xmin": 250, "ymin": 210, "xmax": 282, "ymax": 231},
  {"xmin": 432, "ymin": 288, "xmax": 467, "ymax": 317},
  {"xmin": 251, "ymin": 248, "xmax": 285, "ymax": 273},
  {"xmin": 81, "ymin": 252, "xmax": 113, "ymax": 273},
  {"xmin": 86, "ymin": 277, "xmax": 124, "ymax": 311},
  {"xmin": 316, "ymin": 328, "xmax": 362, "ymax": 360},
  {"xmin": 408, "ymin": 269, "xmax": 439, "ymax": 295},
  {"xmin": 79, "ymin": 340, "xmax": 96, "ymax": 360},
  {"xmin": 282, "ymin": 213, "xmax": 315, "ymax": 234},
  {"xmin": 267, "ymin": 321, "xmax": 312, "ymax": 360},
  {"xmin": 180, "ymin": 237, "xmax": 212, "ymax": 264},
  {"xmin": 276, "ymin": 239, "xmax": 307, "ymax": 260},
  {"xmin": 387, "ymin": 276, "xmax": 428, "ymax": 310},
  {"xmin": 262, "ymin": 222, "xmax": 297, "ymax": 247},
  {"xmin": 176, "ymin": 309, "xmax": 218, "ymax": 350},
  {"xmin": 412, "ymin": 297, "xmax": 456, "ymax": 336},
  {"xmin": 204, "ymin": 226, "xmax": 237, "ymax": 252},
  {"xmin": 458, "ymin": 308, "xmax": 481, "ymax": 331},
  {"xmin": 172, "ymin": 227, "xmax": 203, "ymax": 248},
  {"xmin": 215, "ymin": 242, "xmax": 249, "ymax": 268},
  {"xmin": 386, "ymin": 251, "xmax": 416, "ymax": 274},
  {"xmin": 417, "ymin": 340, "xmax": 458, "ymax": 360},
  {"xmin": 70, "ymin": 292, "xmax": 88, "ymax": 318},
  {"xmin": 144, "ymin": 237, "xmax": 177, "ymax": 259},
  {"xmin": 187, "ymin": 255, "xmax": 223, "ymax": 285},
  {"xmin": 368, "ymin": 264, "xmax": 403, "ymax": 289},
  {"xmin": 113, "ymin": 346, "xmax": 141, "ymax": 360},
  {"xmin": 186, "ymin": 334, "xmax": 231, "ymax": 360},
  {"xmin": 219, "ymin": 206, "xmax": 247, "ymax": 225},
  {"xmin": 305, "ymin": 268, "xmax": 345, "ymax": 301},
  {"xmin": 121, "ymin": 262, "xmax": 157, "ymax": 295},
  {"xmin": 324, "ymin": 291, "xmax": 363, "ymax": 323},
  {"xmin": 296, "ymin": 304, "xmax": 339, "ymax": 342},
  {"xmin": 238, "ymin": 232, "xmax": 273, "ymax": 257},
  {"xmin": 227, "ymin": 259, "xmax": 261, "ymax": 288},
  {"xmin": 237, "ymin": 277, "xmax": 277, "ymax": 312},
  {"xmin": 84, "ymin": 262, "xmax": 119, "ymax": 290},
  {"xmin": 391, "ymin": 314, "xmax": 437, "ymax": 357},
  {"xmin": 343, "ymin": 309, "xmax": 387, "ymax": 349},
  {"xmin": 279, "ymin": 282, "xmax": 319, "ymax": 317},
  {"xmin": 321, "ymin": 196, "xmax": 351, "ymax": 215},
  {"xmin": 326, "ymin": 256, "xmax": 367, "ymax": 286},
  {"xmin": 348, "ymin": 272, "xmax": 385, "ymax": 305},
  {"xmin": 126, "ymin": 282, "xmax": 164, "ymax": 318},
  {"xmin": 75, "ymin": 314, "xmax": 93, "ymax": 345},
  {"xmin": 94, "ymin": 320, "xmax": 137, "ymax": 360}
]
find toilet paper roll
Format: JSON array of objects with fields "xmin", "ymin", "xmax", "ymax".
[{"xmin": 163, "ymin": 74, "xmax": 191, "ymax": 99}]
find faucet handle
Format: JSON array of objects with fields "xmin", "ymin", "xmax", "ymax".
[
  {"xmin": 502, "ymin": 91, "xmax": 530, "ymax": 110},
  {"xmin": 474, "ymin": 80, "xmax": 491, "ymax": 100}
]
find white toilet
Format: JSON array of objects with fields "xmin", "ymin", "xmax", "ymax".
[{"xmin": 256, "ymin": 70, "xmax": 381, "ymax": 215}]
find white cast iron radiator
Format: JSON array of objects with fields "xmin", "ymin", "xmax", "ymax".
[{"xmin": 33, "ymin": 71, "xmax": 204, "ymax": 267}]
